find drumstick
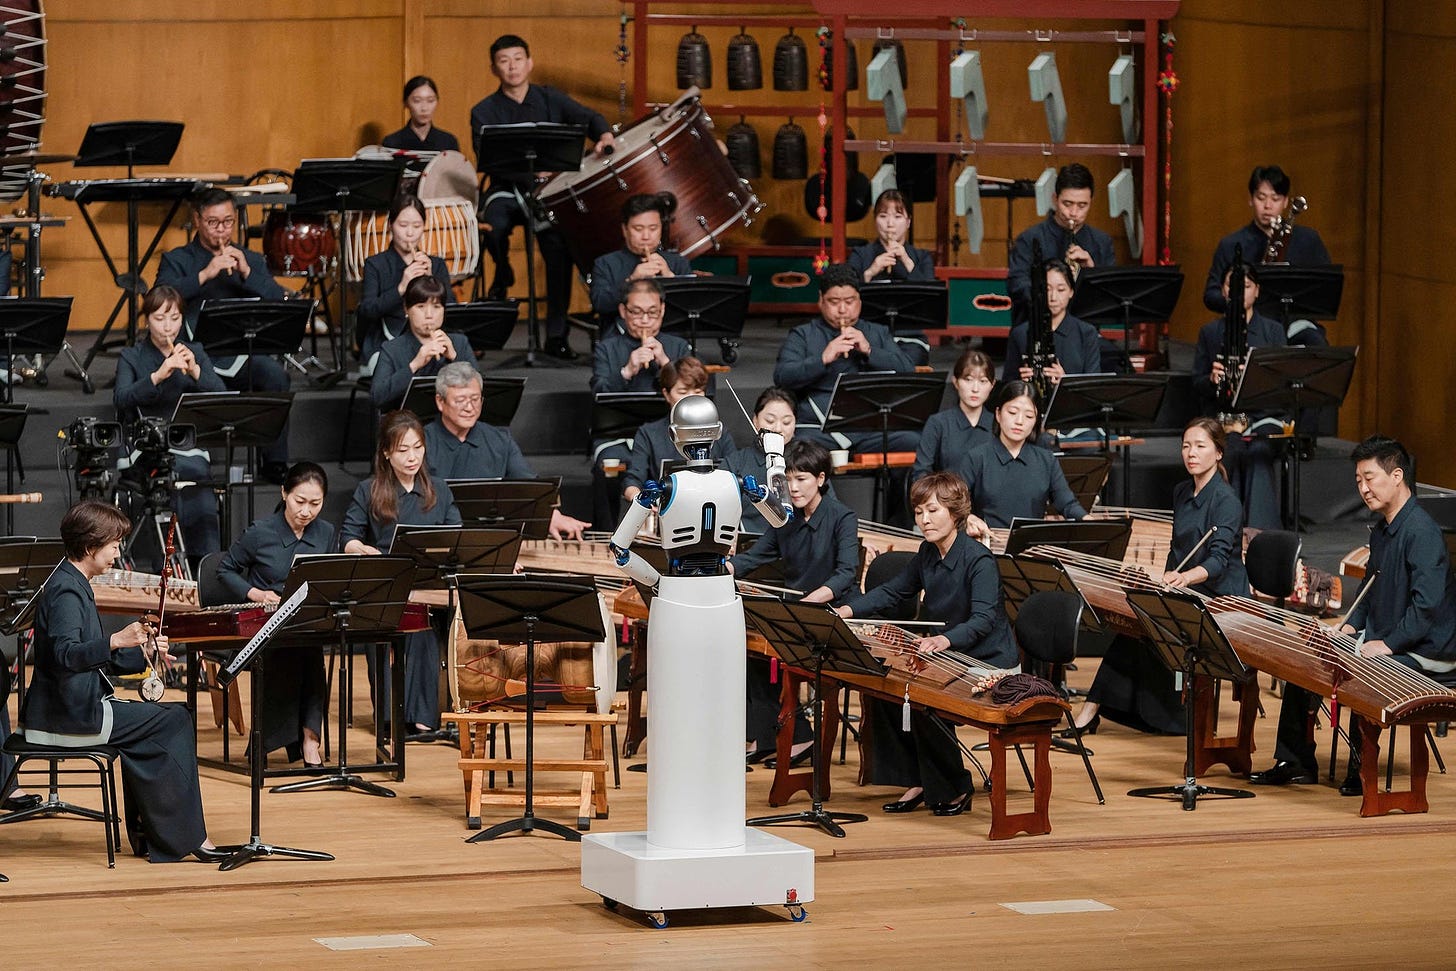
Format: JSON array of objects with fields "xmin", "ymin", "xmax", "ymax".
[
  {"xmin": 1170, "ymin": 526, "xmax": 1217, "ymax": 574},
  {"xmin": 0, "ymin": 492, "xmax": 42, "ymax": 503}
]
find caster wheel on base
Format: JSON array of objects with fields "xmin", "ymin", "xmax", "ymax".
[
  {"xmin": 601, "ymin": 897, "xmax": 618, "ymax": 912},
  {"xmin": 646, "ymin": 911, "xmax": 669, "ymax": 929},
  {"xmin": 786, "ymin": 904, "xmax": 808, "ymax": 922}
]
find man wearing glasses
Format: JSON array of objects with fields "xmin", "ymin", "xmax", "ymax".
[
  {"xmin": 155, "ymin": 188, "xmax": 292, "ymax": 480},
  {"xmin": 589, "ymin": 278, "xmax": 689, "ymax": 395}
]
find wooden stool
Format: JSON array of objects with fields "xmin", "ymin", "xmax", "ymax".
[{"xmin": 441, "ymin": 711, "xmax": 617, "ymax": 831}]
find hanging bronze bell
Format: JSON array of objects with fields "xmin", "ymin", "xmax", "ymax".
[
  {"xmin": 725, "ymin": 118, "xmax": 762, "ymax": 179},
  {"xmin": 727, "ymin": 29, "xmax": 763, "ymax": 90},
  {"xmin": 821, "ymin": 37, "xmax": 858, "ymax": 92},
  {"xmin": 676, "ymin": 27, "xmax": 712, "ymax": 89},
  {"xmin": 773, "ymin": 29, "xmax": 808, "ymax": 91},
  {"xmin": 772, "ymin": 120, "xmax": 808, "ymax": 181},
  {"xmin": 871, "ymin": 38, "xmax": 909, "ymax": 90}
]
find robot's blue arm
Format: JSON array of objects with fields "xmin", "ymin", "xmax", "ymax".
[
  {"xmin": 741, "ymin": 473, "xmax": 791, "ymax": 529},
  {"xmin": 609, "ymin": 479, "xmax": 665, "ymax": 586}
]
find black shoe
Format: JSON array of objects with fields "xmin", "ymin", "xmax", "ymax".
[
  {"xmin": 404, "ymin": 726, "xmax": 439, "ymax": 743},
  {"xmin": 191, "ymin": 845, "xmax": 232, "ymax": 863},
  {"xmin": 1249, "ymin": 761, "xmax": 1315, "ymax": 786},
  {"xmin": 745, "ymin": 748, "xmax": 774, "ymax": 765},
  {"xmin": 542, "ymin": 339, "xmax": 578, "ymax": 362},
  {"xmin": 1, "ymin": 793, "xmax": 41, "ymax": 812},
  {"xmin": 931, "ymin": 792, "xmax": 973, "ymax": 816},
  {"xmin": 1339, "ymin": 775, "xmax": 1364, "ymax": 797},
  {"xmin": 764, "ymin": 748, "xmax": 812, "ymax": 770},
  {"xmin": 881, "ymin": 793, "xmax": 925, "ymax": 814},
  {"xmin": 488, "ymin": 264, "xmax": 515, "ymax": 300},
  {"xmin": 1059, "ymin": 713, "xmax": 1100, "ymax": 739}
]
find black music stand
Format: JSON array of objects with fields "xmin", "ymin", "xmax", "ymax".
[
  {"xmin": 73, "ymin": 121, "xmax": 187, "ymax": 359},
  {"xmin": 1058, "ymin": 454, "xmax": 1113, "ymax": 513},
  {"xmin": 1124, "ymin": 588, "xmax": 1255, "ymax": 810},
  {"xmin": 400, "ymin": 374, "xmax": 525, "ymax": 428},
  {"xmin": 823, "ymin": 372, "xmax": 945, "ymax": 522},
  {"xmin": 1068, "ymin": 265, "xmax": 1184, "ymax": 359},
  {"xmin": 269, "ymin": 554, "xmax": 417, "ymax": 798},
  {"xmin": 0, "ymin": 541, "xmax": 64, "ymax": 708},
  {"xmin": 447, "ymin": 301, "xmax": 520, "ymax": 353},
  {"xmin": 291, "ymin": 159, "xmax": 405, "ymax": 370},
  {"xmin": 657, "ymin": 276, "xmax": 750, "ymax": 364},
  {"xmin": 456, "ymin": 573, "xmax": 605, "ymax": 842},
  {"xmin": 1045, "ymin": 373, "xmax": 1169, "ymax": 506},
  {"xmin": 592, "ymin": 392, "xmax": 669, "ymax": 445},
  {"xmin": 1004, "ymin": 517, "xmax": 1133, "ymax": 560},
  {"xmin": 476, "ymin": 123, "xmax": 587, "ymax": 369},
  {"xmin": 0, "ymin": 404, "xmax": 29, "ymax": 535},
  {"xmin": 193, "ymin": 299, "xmax": 311, "ymax": 389},
  {"xmin": 449, "ymin": 478, "xmax": 560, "ymax": 541},
  {"xmin": 742, "ymin": 596, "xmax": 879, "ymax": 838},
  {"xmin": 857, "ymin": 281, "xmax": 948, "ymax": 337},
  {"xmin": 211, "ymin": 583, "xmax": 334, "ymax": 871},
  {"xmin": 1233, "ymin": 345, "xmax": 1357, "ymax": 530},
  {"xmin": 173, "ymin": 391, "xmax": 293, "ymax": 543},
  {"xmin": 995, "ymin": 553, "xmax": 1102, "ymax": 633},
  {"xmin": 0, "ymin": 298, "xmax": 69, "ymax": 406},
  {"xmin": 1253, "ymin": 265, "xmax": 1345, "ymax": 332}
]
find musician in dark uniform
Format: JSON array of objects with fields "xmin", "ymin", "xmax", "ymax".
[
  {"xmin": 357, "ymin": 195, "xmax": 456, "ymax": 373},
  {"xmin": 1006, "ymin": 163, "xmax": 1115, "ymax": 323},
  {"xmin": 425, "ymin": 361, "xmax": 590, "ymax": 539},
  {"xmin": 114, "ymin": 285, "xmax": 227, "ymax": 560},
  {"xmin": 19, "ymin": 500, "xmax": 225, "ymax": 863},
  {"xmin": 469, "ymin": 33, "xmax": 615, "ymax": 359},
  {"xmin": 1002, "ymin": 259, "xmax": 1103, "ymax": 382},
  {"xmin": 382, "ymin": 75, "xmax": 461, "ymax": 152},
  {"xmin": 216, "ymin": 462, "xmax": 335, "ymax": 766},
  {"xmin": 341, "ymin": 411, "xmax": 461, "ymax": 738},
  {"xmin": 772, "ymin": 262, "xmax": 917, "ymax": 453},
  {"xmin": 1253, "ymin": 436, "xmax": 1456, "ymax": 793},
  {"xmin": 725, "ymin": 387, "xmax": 798, "ymax": 534},
  {"xmin": 847, "ymin": 189, "xmax": 934, "ymax": 366},
  {"xmin": 955, "ymin": 380, "xmax": 1087, "ymax": 539},
  {"xmin": 154, "ymin": 187, "xmax": 291, "ymax": 481},
  {"xmin": 1192, "ymin": 263, "xmax": 1286, "ymax": 530},
  {"xmin": 1070, "ymin": 418, "xmax": 1250, "ymax": 735},
  {"xmin": 621, "ymin": 357, "xmax": 735, "ymax": 504},
  {"xmin": 913, "ymin": 348, "xmax": 994, "ymax": 483},
  {"xmin": 370, "ymin": 275, "xmax": 473, "ymax": 411},
  {"xmin": 589, "ymin": 194, "xmax": 692, "ymax": 324},
  {"xmin": 838, "ymin": 472, "xmax": 1017, "ymax": 816},
  {"xmin": 732, "ymin": 440, "xmax": 859, "ymax": 761}
]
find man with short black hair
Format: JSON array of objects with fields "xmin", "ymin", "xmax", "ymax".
[
  {"xmin": 1006, "ymin": 163, "xmax": 1116, "ymax": 322},
  {"xmin": 589, "ymin": 194, "xmax": 692, "ymax": 323}
]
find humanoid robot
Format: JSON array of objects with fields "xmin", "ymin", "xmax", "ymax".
[{"xmin": 581, "ymin": 396, "xmax": 815, "ymax": 925}]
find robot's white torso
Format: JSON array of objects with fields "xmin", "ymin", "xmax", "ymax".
[{"xmin": 659, "ymin": 467, "xmax": 741, "ymax": 555}]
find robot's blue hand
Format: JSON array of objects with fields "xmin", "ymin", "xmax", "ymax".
[
  {"xmin": 609, "ymin": 541, "xmax": 631, "ymax": 567},
  {"xmin": 636, "ymin": 480, "xmax": 663, "ymax": 507},
  {"xmin": 741, "ymin": 474, "xmax": 768, "ymax": 503}
]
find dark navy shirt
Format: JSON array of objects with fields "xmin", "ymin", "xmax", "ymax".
[
  {"xmin": 1348, "ymin": 498, "xmax": 1456, "ymax": 661},
  {"xmin": 731, "ymin": 492, "xmax": 860, "ymax": 603},
  {"xmin": 845, "ymin": 531, "xmax": 1016, "ymax": 667},
  {"xmin": 371, "ymin": 331, "xmax": 475, "ymax": 410},
  {"xmin": 1203, "ymin": 222, "xmax": 1331, "ymax": 313},
  {"xmin": 155, "ymin": 235, "xmax": 286, "ymax": 317},
  {"xmin": 469, "ymin": 84, "xmax": 609, "ymax": 193},
  {"xmin": 913, "ymin": 406, "xmax": 993, "ymax": 482},
  {"xmin": 114, "ymin": 339, "xmax": 227, "ymax": 421},
  {"xmin": 955, "ymin": 438, "xmax": 1087, "ymax": 528},
  {"xmin": 1168, "ymin": 476, "xmax": 1248, "ymax": 597},
  {"xmin": 425, "ymin": 418, "xmax": 534, "ymax": 480},
  {"xmin": 1191, "ymin": 312, "xmax": 1285, "ymax": 410},
  {"xmin": 381, "ymin": 125, "xmax": 461, "ymax": 153},
  {"xmin": 772, "ymin": 317, "xmax": 914, "ymax": 429},
  {"xmin": 590, "ymin": 323, "xmax": 692, "ymax": 394},
  {"xmin": 622, "ymin": 415, "xmax": 736, "ymax": 494},
  {"xmin": 341, "ymin": 475, "xmax": 462, "ymax": 551},
  {"xmin": 1002, "ymin": 313, "xmax": 1103, "ymax": 382},
  {"xmin": 358, "ymin": 249, "xmax": 456, "ymax": 346},
  {"xmin": 218, "ymin": 511, "xmax": 337, "ymax": 600},
  {"xmin": 1007, "ymin": 215, "xmax": 1115, "ymax": 316},
  {"xmin": 846, "ymin": 240, "xmax": 935, "ymax": 282},
  {"xmin": 588, "ymin": 248, "xmax": 694, "ymax": 320}
]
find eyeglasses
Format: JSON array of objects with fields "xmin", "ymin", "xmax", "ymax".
[
  {"xmin": 444, "ymin": 395, "xmax": 482, "ymax": 409},
  {"xmin": 201, "ymin": 216, "xmax": 236, "ymax": 229},
  {"xmin": 624, "ymin": 306, "xmax": 663, "ymax": 320}
]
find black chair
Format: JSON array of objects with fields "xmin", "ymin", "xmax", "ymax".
[
  {"xmin": 0, "ymin": 732, "xmax": 123, "ymax": 868},
  {"xmin": 1245, "ymin": 529, "xmax": 1301, "ymax": 609},
  {"xmin": 1014, "ymin": 590, "xmax": 1104, "ymax": 804}
]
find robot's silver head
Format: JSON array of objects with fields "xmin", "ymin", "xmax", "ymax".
[{"xmin": 670, "ymin": 395, "xmax": 723, "ymax": 460}]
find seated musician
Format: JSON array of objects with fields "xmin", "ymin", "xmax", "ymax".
[
  {"xmin": 114, "ymin": 285, "xmax": 226, "ymax": 560},
  {"xmin": 955, "ymin": 380, "xmax": 1087, "ymax": 540},
  {"xmin": 588, "ymin": 194, "xmax": 692, "ymax": 324},
  {"xmin": 358, "ymin": 195, "xmax": 457, "ymax": 373},
  {"xmin": 1006, "ymin": 163, "xmax": 1115, "ymax": 323},
  {"xmin": 621, "ymin": 356, "xmax": 736, "ymax": 504},
  {"xmin": 731, "ymin": 440, "xmax": 859, "ymax": 763},
  {"xmin": 1192, "ymin": 262, "xmax": 1286, "ymax": 530},
  {"xmin": 425, "ymin": 361, "xmax": 590, "ymax": 540},
  {"xmin": 341, "ymin": 411, "xmax": 462, "ymax": 739},
  {"xmin": 382, "ymin": 75, "xmax": 461, "ymax": 153},
  {"xmin": 725, "ymin": 387, "xmax": 798, "ymax": 534},
  {"xmin": 154, "ymin": 187, "xmax": 291, "ymax": 483},
  {"xmin": 772, "ymin": 262, "xmax": 918, "ymax": 454},
  {"xmin": 216, "ymin": 462, "xmax": 335, "ymax": 767},
  {"xmin": 1069, "ymin": 418, "xmax": 1250, "ymax": 735},
  {"xmin": 470, "ymin": 33, "xmax": 614, "ymax": 358},
  {"xmin": 847, "ymin": 188, "xmax": 933, "ymax": 366},
  {"xmin": 1001, "ymin": 259, "xmax": 1103, "ymax": 383},
  {"xmin": 1253, "ymin": 436, "xmax": 1456, "ymax": 794},
  {"xmin": 19, "ymin": 500, "xmax": 226, "ymax": 862},
  {"xmin": 370, "ymin": 275, "xmax": 474, "ymax": 411},
  {"xmin": 836, "ymin": 471, "xmax": 1018, "ymax": 816},
  {"xmin": 913, "ymin": 348, "xmax": 994, "ymax": 483}
]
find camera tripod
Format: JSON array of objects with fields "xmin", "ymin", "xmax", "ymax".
[{"xmin": 117, "ymin": 451, "xmax": 191, "ymax": 581}]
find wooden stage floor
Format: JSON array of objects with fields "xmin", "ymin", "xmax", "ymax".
[{"xmin": 4, "ymin": 663, "xmax": 1456, "ymax": 967}]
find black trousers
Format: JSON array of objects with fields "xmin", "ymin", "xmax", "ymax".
[
  {"xmin": 1225, "ymin": 434, "xmax": 1281, "ymax": 531},
  {"xmin": 1085, "ymin": 635, "xmax": 1185, "ymax": 735},
  {"xmin": 745, "ymin": 656, "xmax": 812, "ymax": 753},
  {"xmin": 481, "ymin": 196, "xmax": 572, "ymax": 341},
  {"xmin": 366, "ymin": 629, "xmax": 439, "ymax": 730},
  {"xmin": 257, "ymin": 644, "xmax": 327, "ymax": 760},
  {"xmin": 860, "ymin": 695, "xmax": 971, "ymax": 805},
  {"xmin": 1275, "ymin": 653, "xmax": 1426, "ymax": 774},
  {"xmin": 106, "ymin": 700, "xmax": 208, "ymax": 863}
]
